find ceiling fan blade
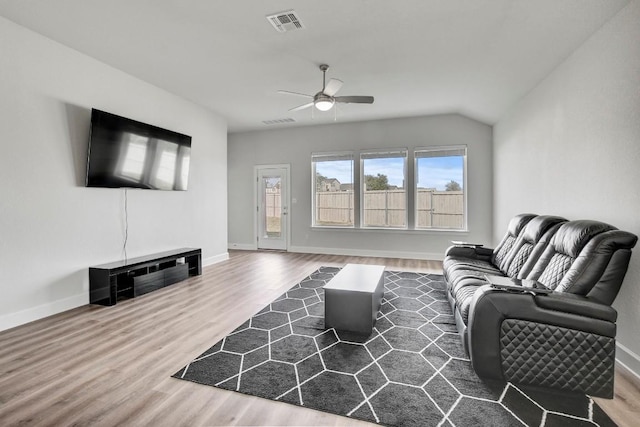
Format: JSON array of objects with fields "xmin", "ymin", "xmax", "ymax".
[
  {"xmin": 335, "ymin": 96, "xmax": 374, "ymax": 104},
  {"xmin": 277, "ymin": 90, "xmax": 313, "ymax": 98},
  {"xmin": 323, "ymin": 79, "xmax": 343, "ymax": 96},
  {"xmin": 289, "ymin": 102, "xmax": 314, "ymax": 112}
]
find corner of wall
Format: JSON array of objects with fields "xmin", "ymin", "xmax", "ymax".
[
  {"xmin": 204, "ymin": 252, "xmax": 230, "ymax": 267},
  {"xmin": 616, "ymin": 342, "xmax": 640, "ymax": 381}
]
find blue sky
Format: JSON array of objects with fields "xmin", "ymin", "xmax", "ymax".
[
  {"xmin": 417, "ymin": 156, "xmax": 464, "ymax": 190},
  {"xmin": 316, "ymin": 156, "xmax": 463, "ymax": 190},
  {"xmin": 316, "ymin": 160, "xmax": 353, "ymax": 183},
  {"xmin": 363, "ymin": 158, "xmax": 405, "ymax": 187}
]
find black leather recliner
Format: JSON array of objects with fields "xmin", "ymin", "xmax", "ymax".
[
  {"xmin": 443, "ymin": 215, "xmax": 637, "ymax": 398},
  {"xmin": 446, "ymin": 215, "xmax": 568, "ymax": 353},
  {"xmin": 444, "ymin": 213, "xmax": 537, "ymax": 282}
]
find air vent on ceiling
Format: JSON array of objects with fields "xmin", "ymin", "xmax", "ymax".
[
  {"xmin": 262, "ymin": 118, "xmax": 296, "ymax": 125},
  {"xmin": 266, "ymin": 10, "xmax": 305, "ymax": 33}
]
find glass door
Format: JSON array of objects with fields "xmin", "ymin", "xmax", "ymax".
[{"xmin": 257, "ymin": 166, "xmax": 289, "ymax": 250}]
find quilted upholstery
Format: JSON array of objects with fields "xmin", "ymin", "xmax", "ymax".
[
  {"xmin": 442, "ymin": 214, "xmax": 637, "ymax": 398},
  {"xmin": 500, "ymin": 319, "xmax": 615, "ymax": 397},
  {"xmin": 447, "ymin": 216, "xmax": 568, "ymax": 332},
  {"xmin": 443, "ymin": 213, "xmax": 536, "ymax": 280},
  {"xmin": 456, "ymin": 285, "xmax": 480, "ymax": 324},
  {"xmin": 506, "ymin": 216, "xmax": 567, "ymax": 279},
  {"xmin": 506, "ymin": 244, "xmax": 533, "ymax": 277},
  {"xmin": 537, "ymin": 252, "xmax": 573, "ymax": 290},
  {"xmin": 493, "ymin": 235, "xmax": 517, "ymax": 270},
  {"xmin": 524, "ymin": 221, "xmax": 638, "ymax": 302},
  {"xmin": 492, "ymin": 213, "xmax": 537, "ymax": 269}
]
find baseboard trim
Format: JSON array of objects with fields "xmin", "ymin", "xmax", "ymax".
[
  {"xmin": 0, "ymin": 293, "xmax": 88, "ymax": 333},
  {"xmin": 226, "ymin": 244, "xmax": 443, "ymax": 261},
  {"xmin": 288, "ymin": 245, "xmax": 444, "ymax": 261},
  {"xmin": 616, "ymin": 342, "xmax": 640, "ymax": 380},
  {"xmin": 228, "ymin": 243, "xmax": 257, "ymax": 251},
  {"xmin": 0, "ymin": 252, "xmax": 229, "ymax": 333},
  {"xmin": 203, "ymin": 252, "xmax": 229, "ymax": 266}
]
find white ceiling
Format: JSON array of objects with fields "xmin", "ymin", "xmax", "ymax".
[{"xmin": 0, "ymin": 0, "xmax": 630, "ymax": 133}]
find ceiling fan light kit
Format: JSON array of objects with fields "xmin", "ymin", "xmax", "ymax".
[
  {"xmin": 314, "ymin": 94, "xmax": 334, "ymax": 111},
  {"xmin": 278, "ymin": 64, "xmax": 374, "ymax": 113}
]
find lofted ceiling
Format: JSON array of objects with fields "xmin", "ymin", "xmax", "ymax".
[{"xmin": 0, "ymin": 0, "xmax": 630, "ymax": 133}]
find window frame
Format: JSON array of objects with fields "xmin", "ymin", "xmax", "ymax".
[
  {"xmin": 414, "ymin": 145, "xmax": 468, "ymax": 231},
  {"xmin": 360, "ymin": 149, "xmax": 409, "ymax": 230},
  {"xmin": 311, "ymin": 151, "xmax": 356, "ymax": 228}
]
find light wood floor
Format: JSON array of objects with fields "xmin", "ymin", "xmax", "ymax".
[{"xmin": 0, "ymin": 250, "xmax": 638, "ymax": 426}]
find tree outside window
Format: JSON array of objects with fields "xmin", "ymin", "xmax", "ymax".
[
  {"xmin": 312, "ymin": 153, "xmax": 354, "ymax": 227},
  {"xmin": 361, "ymin": 151, "xmax": 407, "ymax": 228}
]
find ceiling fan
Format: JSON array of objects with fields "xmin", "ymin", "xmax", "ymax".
[{"xmin": 278, "ymin": 64, "xmax": 374, "ymax": 112}]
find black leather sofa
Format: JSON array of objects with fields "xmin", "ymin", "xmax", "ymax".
[{"xmin": 443, "ymin": 214, "xmax": 637, "ymax": 398}]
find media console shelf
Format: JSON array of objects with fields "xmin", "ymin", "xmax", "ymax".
[{"xmin": 89, "ymin": 248, "xmax": 202, "ymax": 306}]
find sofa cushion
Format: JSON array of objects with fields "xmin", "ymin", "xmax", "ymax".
[
  {"xmin": 537, "ymin": 252, "xmax": 574, "ymax": 290},
  {"xmin": 455, "ymin": 284, "xmax": 482, "ymax": 324},
  {"xmin": 504, "ymin": 216, "xmax": 567, "ymax": 278},
  {"xmin": 446, "ymin": 215, "xmax": 566, "ymax": 292},
  {"xmin": 554, "ymin": 230, "xmax": 637, "ymax": 301},
  {"xmin": 445, "ymin": 263, "xmax": 502, "ymax": 287},
  {"xmin": 525, "ymin": 220, "xmax": 637, "ymax": 297},
  {"xmin": 551, "ymin": 220, "xmax": 615, "ymax": 258},
  {"xmin": 447, "ymin": 217, "xmax": 636, "ymax": 334},
  {"xmin": 443, "ymin": 213, "xmax": 537, "ymax": 283},
  {"xmin": 492, "ymin": 213, "xmax": 537, "ymax": 270},
  {"xmin": 444, "ymin": 215, "xmax": 637, "ymax": 399}
]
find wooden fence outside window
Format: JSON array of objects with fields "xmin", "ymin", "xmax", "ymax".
[{"xmin": 267, "ymin": 189, "xmax": 464, "ymax": 229}]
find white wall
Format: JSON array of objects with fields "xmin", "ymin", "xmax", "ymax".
[
  {"xmin": 0, "ymin": 17, "xmax": 228, "ymax": 331},
  {"xmin": 494, "ymin": 1, "xmax": 640, "ymax": 375},
  {"xmin": 228, "ymin": 114, "xmax": 493, "ymax": 260}
]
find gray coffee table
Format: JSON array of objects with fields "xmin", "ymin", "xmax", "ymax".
[{"xmin": 324, "ymin": 264, "xmax": 385, "ymax": 334}]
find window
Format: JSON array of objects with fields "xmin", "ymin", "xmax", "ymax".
[
  {"xmin": 361, "ymin": 150, "xmax": 407, "ymax": 228},
  {"xmin": 118, "ymin": 135, "xmax": 147, "ymax": 181},
  {"xmin": 151, "ymin": 140, "xmax": 179, "ymax": 189},
  {"xmin": 312, "ymin": 152, "xmax": 354, "ymax": 227},
  {"xmin": 415, "ymin": 146, "xmax": 466, "ymax": 230}
]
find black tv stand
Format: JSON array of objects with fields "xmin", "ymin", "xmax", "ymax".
[{"xmin": 89, "ymin": 248, "xmax": 202, "ymax": 306}]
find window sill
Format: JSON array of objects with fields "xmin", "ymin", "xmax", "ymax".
[{"xmin": 311, "ymin": 226, "xmax": 469, "ymax": 234}]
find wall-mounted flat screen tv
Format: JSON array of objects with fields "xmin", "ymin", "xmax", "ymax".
[{"xmin": 86, "ymin": 109, "xmax": 192, "ymax": 190}]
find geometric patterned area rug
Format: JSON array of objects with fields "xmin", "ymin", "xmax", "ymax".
[{"xmin": 173, "ymin": 267, "xmax": 616, "ymax": 427}]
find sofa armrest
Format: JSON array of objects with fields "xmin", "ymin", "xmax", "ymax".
[
  {"xmin": 451, "ymin": 241, "xmax": 484, "ymax": 247},
  {"xmin": 467, "ymin": 285, "xmax": 617, "ymax": 397},
  {"xmin": 534, "ymin": 292, "xmax": 617, "ymax": 322},
  {"xmin": 483, "ymin": 274, "xmax": 552, "ymax": 294},
  {"xmin": 445, "ymin": 245, "xmax": 493, "ymax": 260},
  {"xmin": 480, "ymin": 277, "xmax": 616, "ymax": 321}
]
